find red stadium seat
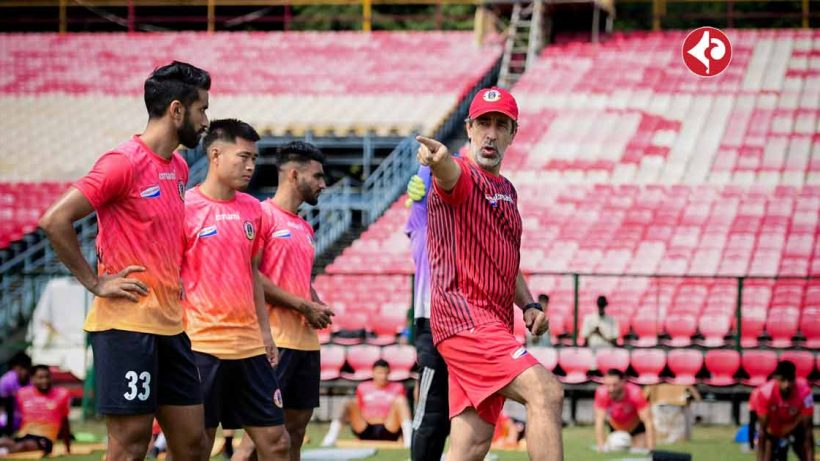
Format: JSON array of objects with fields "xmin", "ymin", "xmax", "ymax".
[
  {"xmin": 740, "ymin": 316, "xmax": 766, "ymax": 348},
  {"xmin": 332, "ymin": 312, "xmax": 368, "ymax": 346},
  {"xmin": 630, "ymin": 349, "xmax": 666, "ymax": 385},
  {"xmin": 698, "ymin": 314, "xmax": 731, "ymax": 347},
  {"xmin": 779, "ymin": 350, "xmax": 814, "ymax": 380},
  {"xmin": 741, "ymin": 350, "xmax": 778, "ymax": 387},
  {"xmin": 799, "ymin": 314, "xmax": 820, "ymax": 348},
  {"xmin": 367, "ymin": 309, "xmax": 407, "ymax": 346},
  {"xmin": 341, "ymin": 344, "xmax": 381, "ymax": 381},
  {"xmin": 528, "ymin": 347, "xmax": 558, "ymax": 371},
  {"xmin": 667, "ymin": 349, "xmax": 703, "ymax": 385},
  {"xmin": 767, "ymin": 316, "xmax": 799, "ymax": 348},
  {"xmin": 595, "ymin": 348, "xmax": 630, "ymax": 374},
  {"xmin": 319, "ymin": 345, "xmax": 346, "ymax": 381},
  {"xmin": 665, "ymin": 313, "xmax": 697, "ymax": 347},
  {"xmin": 558, "ymin": 348, "xmax": 594, "ymax": 384},
  {"xmin": 547, "ymin": 313, "xmax": 567, "ymax": 345},
  {"xmin": 704, "ymin": 350, "xmax": 740, "ymax": 386},
  {"xmin": 382, "ymin": 344, "xmax": 416, "ymax": 381},
  {"xmin": 631, "ymin": 316, "xmax": 660, "ymax": 348}
]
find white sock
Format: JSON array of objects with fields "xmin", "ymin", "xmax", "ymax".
[
  {"xmin": 401, "ymin": 419, "xmax": 413, "ymax": 448},
  {"xmin": 322, "ymin": 420, "xmax": 342, "ymax": 447}
]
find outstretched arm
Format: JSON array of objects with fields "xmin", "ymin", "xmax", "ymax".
[{"xmin": 416, "ymin": 136, "xmax": 460, "ymax": 192}]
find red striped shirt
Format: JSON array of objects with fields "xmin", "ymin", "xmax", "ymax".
[{"xmin": 427, "ymin": 156, "xmax": 522, "ymax": 344}]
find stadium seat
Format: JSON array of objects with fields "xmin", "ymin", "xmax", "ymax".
[
  {"xmin": 366, "ymin": 309, "xmax": 407, "ymax": 346},
  {"xmin": 631, "ymin": 316, "xmax": 660, "ymax": 347},
  {"xmin": 332, "ymin": 311, "xmax": 368, "ymax": 346},
  {"xmin": 381, "ymin": 344, "xmax": 416, "ymax": 381},
  {"xmin": 799, "ymin": 314, "xmax": 820, "ymax": 348},
  {"xmin": 665, "ymin": 314, "xmax": 697, "ymax": 347},
  {"xmin": 741, "ymin": 350, "xmax": 778, "ymax": 386},
  {"xmin": 740, "ymin": 316, "xmax": 766, "ymax": 348},
  {"xmin": 528, "ymin": 347, "xmax": 558, "ymax": 371},
  {"xmin": 779, "ymin": 350, "xmax": 814, "ymax": 380},
  {"xmin": 341, "ymin": 344, "xmax": 381, "ymax": 381},
  {"xmin": 704, "ymin": 350, "xmax": 741, "ymax": 386},
  {"xmin": 630, "ymin": 349, "xmax": 666, "ymax": 385},
  {"xmin": 595, "ymin": 348, "xmax": 630, "ymax": 374},
  {"xmin": 558, "ymin": 348, "xmax": 594, "ymax": 384},
  {"xmin": 767, "ymin": 315, "xmax": 799, "ymax": 348},
  {"xmin": 667, "ymin": 349, "xmax": 704, "ymax": 385},
  {"xmin": 698, "ymin": 314, "xmax": 731, "ymax": 347},
  {"xmin": 319, "ymin": 345, "xmax": 346, "ymax": 381}
]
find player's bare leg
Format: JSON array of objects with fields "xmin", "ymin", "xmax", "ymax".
[
  {"xmin": 383, "ymin": 395, "xmax": 411, "ymax": 433},
  {"xmin": 500, "ymin": 365, "xmax": 564, "ymax": 461},
  {"xmin": 447, "ymin": 408, "xmax": 494, "ymax": 461},
  {"xmin": 156, "ymin": 404, "xmax": 206, "ymax": 461},
  {"xmin": 105, "ymin": 413, "xmax": 154, "ymax": 461},
  {"xmin": 244, "ymin": 426, "xmax": 290, "ymax": 461},
  {"xmin": 631, "ymin": 432, "xmax": 647, "ymax": 449},
  {"xmin": 283, "ymin": 409, "xmax": 313, "ymax": 461},
  {"xmin": 342, "ymin": 399, "xmax": 369, "ymax": 434}
]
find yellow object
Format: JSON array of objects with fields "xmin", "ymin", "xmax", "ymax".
[{"xmin": 406, "ymin": 175, "xmax": 426, "ymax": 202}]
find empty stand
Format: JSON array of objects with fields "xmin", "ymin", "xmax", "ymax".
[
  {"xmin": 667, "ymin": 349, "xmax": 703, "ymax": 385},
  {"xmin": 631, "ymin": 349, "xmax": 666, "ymax": 385},
  {"xmin": 381, "ymin": 344, "xmax": 416, "ymax": 381},
  {"xmin": 341, "ymin": 344, "xmax": 381, "ymax": 381},
  {"xmin": 704, "ymin": 350, "xmax": 741, "ymax": 386},
  {"xmin": 558, "ymin": 348, "xmax": 594, "ymax": 384},
  {"xmin": 528, "ymin": 347, "xmax": 559, "ymax": 371},
  {"xmin": 320, "ymin": 344, "xmax": 346, "ymax": 381},
  {"xmin": 741, "ymin": 349, "xmax": 778, "ymax": 386}
]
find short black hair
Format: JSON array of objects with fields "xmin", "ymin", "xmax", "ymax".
[
  {"xmin": 773, "ymin": 360, "xmax": 796, "ymax": 381},
  {"xmin": 605, "ymin": 369, "xmax": 625, "ymax": 380},
  {"xmin": 144, "ymin": 61, "xmax": 211, "ymax": 119},
  {"xmin": 538, "ymin": 294, "xmax": 550, "ymax": 303},
  {"xmin": 202, "ymin": 119, "xmax": 260, "ymax": 152},
  {"xmin": 276, "ymin": 141, "xmax": 325, "ymax": 170},
  {"xmin": 597, "ymin": 296, "xmax": 608, "ymax": 309},
  {"xmin": 30, "ymin": 364, "xmax": 50, "ymax": 375},
  {"xmin": 9, "ymin": 352, "xmax": 31, "ymax": 370},
  {"xmin": 373, "ymin": 359, "xmax": 390, "ymax": 369}
]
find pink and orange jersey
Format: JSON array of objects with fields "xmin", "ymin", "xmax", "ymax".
[
  {"xmin": 16, "ymin": 386, "xmax": 70, "ymax": 441},
  {"xmin": 259, "ymin": 200, "xmax": 318, "ymax": 351},
  {"xmin": 181, "ymin": 188, "xmax": 266, "ymax": 360},
  {"xmin": 74, "ymin": 136, "xmax": 189, "ymax": 335}
]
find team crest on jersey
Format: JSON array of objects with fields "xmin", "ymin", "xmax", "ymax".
[
  {"xmin": 140, "ymin": 185, "xmax": 161, "ymax": 199},
  {"xmin": 272, "ymin": 229, "xmax": 292, "ymax": 239},
  {"xmin": 511, "ymin": 347, "xmax": 528, "ymax": 359},
  {"xmin": 178, "ymin": 181, "xmax": 185, "ymax": 201},
  {"xmin": 198, "ymin": 225, "xmax": 218, "ymax": 238},
  {"xmin": 273, "ymin": 389, "xmax": 283, "ymax": 408},
  {"xmin": 243, "ymin": 221, "xmax": 255, "ymax": 240},
  {"xmin": 485, "ymin": 193, "xmax": 513, "ymax": 208}
]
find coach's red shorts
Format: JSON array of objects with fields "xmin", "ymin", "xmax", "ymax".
[{"xmin": 437, "ymin": 321, "xmax": 539, "ymax": 424}]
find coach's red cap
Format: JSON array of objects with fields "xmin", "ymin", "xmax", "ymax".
[{"xmin": 468, "ymin": 87, "xmax": 519, "ymax": 121}]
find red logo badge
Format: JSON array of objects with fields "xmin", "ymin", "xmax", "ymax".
[{"xmin": 682, "ymin": 27, "xmax": 732, "ymax": 77}]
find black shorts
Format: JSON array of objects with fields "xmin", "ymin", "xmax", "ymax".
[
  {"xmin": 354, "ymin": 424, "xmax": 401, "ymax": 442},
  {"xmin": 195, "ymin": 352, "xmax": 284, "ymax": 429},
  {"xmin": 275, "ymin": 348, "xmax": 320, "ymax": 409},
  {"xmin": 90, "ymin": 330, "xmax": 202, "ymax": 415},
  {"xmin": 14, "ymin": 434, "xmax": 53, "ymax": 454},
  {"xmin": 608, "ymin": 421, "xmax": 646, "ymax": 437}
]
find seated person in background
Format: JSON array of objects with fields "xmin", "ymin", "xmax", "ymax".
[
  {"xmin": 594, "ymin": 369, "xmax": 655, "ymax": 453},
  {"xmin": 321, "ymin": 360, "xmax": 412, "ymax": 447},
  {"xmin": 492, "ymin": 410, "xmax": 526, "ymax": 450},
  {"xmin": 0, "ymin": 352, "xmax": 32, "ymax": 437},
  {"xmin": 0, "ymin": 365, "xmax": 71, "ymax": 456},
  {"xmin": 580, "ymin": 295, "xmax": 619, "ymax": 349},
  {"xmin": 754, "ymin": 360, "xmax": 814, "ymax": 461}
]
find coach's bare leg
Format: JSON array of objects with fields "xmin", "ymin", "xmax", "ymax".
[
  {"xmin": 500, "ymin": 365, "xmax": 564, "ymax": 461},
  {"xmin": 245, "ymin": 425, "xmax": 291, "ymax": 461},
  {"xmin": 284, "ymin": 409, "xmax": 313, "ymax": 461},
  {"xmin": 105, "ymin": 413, "xmax": 154, "ymax": 461},
  {"xmin": 447, "ymin": 408, "xmax": 494, "ymax": 461},
  {"xmin": 156, "ymin": 404, "xmax": 207, "ymax": 461}
]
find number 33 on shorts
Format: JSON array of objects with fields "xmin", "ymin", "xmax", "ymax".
[{"xmin": 123, "ymin": 370, "xmax": 152, "ymax": 401}]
